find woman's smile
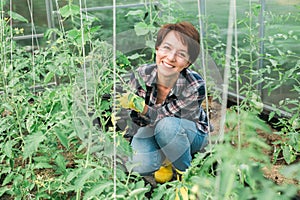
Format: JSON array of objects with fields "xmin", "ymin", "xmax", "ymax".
[{"xmin": 162, "ymin": 60, "xmax": 175, "ymax": 69}]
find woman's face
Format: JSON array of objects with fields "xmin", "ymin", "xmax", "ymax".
[{"xmin": 156, "ymin": 31, "xmax": 190, "ymax": 78}]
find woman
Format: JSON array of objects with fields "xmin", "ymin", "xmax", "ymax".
[{"xmin": 119, "ymin": 21, "xmax": 210, "ymax": 184}]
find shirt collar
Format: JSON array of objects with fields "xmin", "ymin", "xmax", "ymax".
[{"xmin": 145, "ymin": 65, "xmax": 158, "ymax": 87}]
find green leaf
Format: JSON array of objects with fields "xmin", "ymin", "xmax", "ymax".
[
  {"xmin": 100, "ymin": 100, "xmax": 111, "ymax": 111},
  {"xmin": 0, "ymin": 118, "xmax": 11, "ymax": 133},
  {"xmin": 2, "ymin": 103, "xmax": 13, "ymax": 112},
  {"xmin": 23, "ymin": 132, "xmax": 46, "ymax": 160},
  {"xmin": 26, "ymin": 115, "xmax": 35, "ymax": 133},
  {"xmin": 44, "ymin": 71, "xmax": 55, "ymax": 83},
  {"xmin": 4, "ymin": 140, "xmax": 16, "ymax": 158},
  {"xmin": 146, "ymin": 40, "xmax": 155, "ymax": 49},
  {"xmin": 67, "ymin": 29, "xmax": 80, "ymax": 39},
  {"xmin": 133, "ymin": 96, "xmax": 145, "ymax": 113},
  {"xmin": 54, "ymin": 127, "xmax": 69, "ymax": 148},
  {"xmin": 59, "ymin": 4, "xmax": 80, "ymax": 18},
  {"xmin": 125, "ymin": 10, "xmax": 144, "ymax": 17},
  {"xmin": 8, "ymin": 11, "xmax": 28, "ymax": 23},
  {"xmin": 33, "ymin": 156, "xmax": 49, "ymax": 162},
  {"xmin": 148, "ymin": 24, "xmax": 156, "ymax": 33},
  {"xmin": 83, "ymin": 182, "xmax": 113, "ymax": 199},
  {"xmin": 269, "ymin": 59, "xmax": 278, "ymax": 67},
  {"xmin": 55, "ymin": 153, "xmax": 66, "ymax": 172},
  {"xmin": 74, "ymin": 168, "xmax": 95, "ymax": 190},
  {"xmin": 280, "ymin": 163, "xmax": 300, "ymax": 181},
  {"xmin": 134, "ymin": 22, "xmax": 149, "ymax": 36},
  {"xmin": 128, "ymin": 188, "xmax": 149, "ymax": 197},
  {"xmin": 44, "ymin": 28, "xmax": 63, "ymax": 39},
  {"xmin": 2, "ymin": 172, "xmax": 17, "ymax": 186},
  {"xmin": 268, "ymin": 111, "xmax": 275, "ymax": 121},
  {"xmin": 90, "ymin": 26, "xmax": 100, "ymax": 34},
  {"xmin": 67, "ymin": 29, "xmax": 88, "ymax": 45},
  {"xmin": 282, "ymin": 145, "xmax": 296, "ymax": 164},
  {"xmin": 33, "ymin": 162, "xmax": 53, "ymax": 169},
  {"xmin": 127, "ymin": 53, "xmax": 145, "ymax": 60},
  {"xmin": 0, "ymin": 186, "xmax": 10, "ymax": 197},
  {"xmin": 65, "ymin": 169, "xmax": 80, "ymax": 183},
  {"xmin": 272, "ymin": 147, "xmax": 281, "ymax": 164}
]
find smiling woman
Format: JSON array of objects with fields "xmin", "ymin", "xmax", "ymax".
[{"xmin": 117, "ymin": 22, "xmax": 210, "ymax": 200}]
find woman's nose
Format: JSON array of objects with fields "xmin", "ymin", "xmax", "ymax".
[{"xmin": 167, "ymin": 50, "xmax": 176, "ymax": 61}]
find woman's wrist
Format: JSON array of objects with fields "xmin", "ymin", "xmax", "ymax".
[{"xmin": 141, "ymin": 104, "xmax": 148, "ymax": 115}]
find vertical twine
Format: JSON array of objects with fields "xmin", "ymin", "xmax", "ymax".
[
  {"xmin": 215, "ymin": 0, "xmax": 237, "ymax": 198},
  {"xmin": 218, "ymin": 0, "xmax": 236, "ymax": 143},
  {"xmin": 78, "ymin": 0, "xmax": 90, "ymax": 171},
  {"xmin": 8, "ymin": 0, "xmax": 13, "ymax": 94},
  {"xmin": 233, "ymin": 0, "xmax": 240, "ymax": 150},
  {"xmin": 27, "ymin": 0, "xmax": 38, "ymax": 91},
  {"xmin": 197, "ymin": 0, "xmax": 213, "ymax": 152},
  {"xmin": 112, "ymin": 0, "xmax": 117, "ymax": 199}
]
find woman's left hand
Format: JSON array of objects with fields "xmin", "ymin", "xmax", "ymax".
[{"xmin": 117, "ymin": 92, "xmax": 145, "ymax": 113}]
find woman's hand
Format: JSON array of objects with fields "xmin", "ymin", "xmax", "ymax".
[{"xmin": 117, "ymin": 92, "xmax": 145, "ymax": 113}]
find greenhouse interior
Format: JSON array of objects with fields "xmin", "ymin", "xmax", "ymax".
[{"xmin": 0, "ymin": 0, "xmax": 299, "ymax": 199}]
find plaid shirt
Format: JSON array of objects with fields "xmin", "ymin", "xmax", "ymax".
[{"xmin": 129, "ymin": 63, "xmax": 209, "ymax": 134}]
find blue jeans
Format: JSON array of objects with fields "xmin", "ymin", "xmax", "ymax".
[{"xmin": 129, "ymin": 117, "xmax": 207, "ymax": 175}]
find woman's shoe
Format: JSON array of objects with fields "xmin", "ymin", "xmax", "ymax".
[{"xmin": 154, "ymin": 159, "xmax": 173, "ymax": 183}]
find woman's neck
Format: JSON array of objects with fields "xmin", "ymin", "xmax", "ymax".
[{"xmin": 157, "ymin": 72, "xmax": 178, "ymax": 89}]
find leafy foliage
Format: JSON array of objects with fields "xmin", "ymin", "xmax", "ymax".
[
  {"xmin": 206, "ymin": 2, "xmax": 300, "ymax": 165},
  {"xmin": 0, "ymin": 4, "xmax": 149, "ymax": 199},
  {"xmin": 185, "ymin": 111, "xmax": 298, "ymax": 200}
]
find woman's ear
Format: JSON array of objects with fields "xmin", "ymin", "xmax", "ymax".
[{"xmin": 185, "ymin": 62, "xmax": 191, "ymax": 68}]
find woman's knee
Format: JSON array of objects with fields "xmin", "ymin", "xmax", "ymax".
[
  {"xmin": 129, "ymin": 151, "xmax": 162, "ymax": 175},
  {"xmin": 155, "ymin": 117, "xmax": 181, "ymax": 145}
]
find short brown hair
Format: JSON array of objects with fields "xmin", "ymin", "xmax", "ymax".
[{"xmin": 155, "ymin": 21, "xmax": 200, "ymax": 64}]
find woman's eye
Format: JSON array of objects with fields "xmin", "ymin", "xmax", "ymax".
[
  {"xmin": 162, "ymin": 45, "xmax": 171, "ymax": 50},
  {"xmin": 179, "ymin": 52, "xmax": 187, "ymax": 58}
]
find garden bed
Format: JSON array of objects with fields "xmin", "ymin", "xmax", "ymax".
[
  {"xmin": 208, "ymin": 99, "xmax": 300, "ymax": 198},
  {"xmin": 131, "ymin": 98, "xmax": 300, "ymax": 198}
]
